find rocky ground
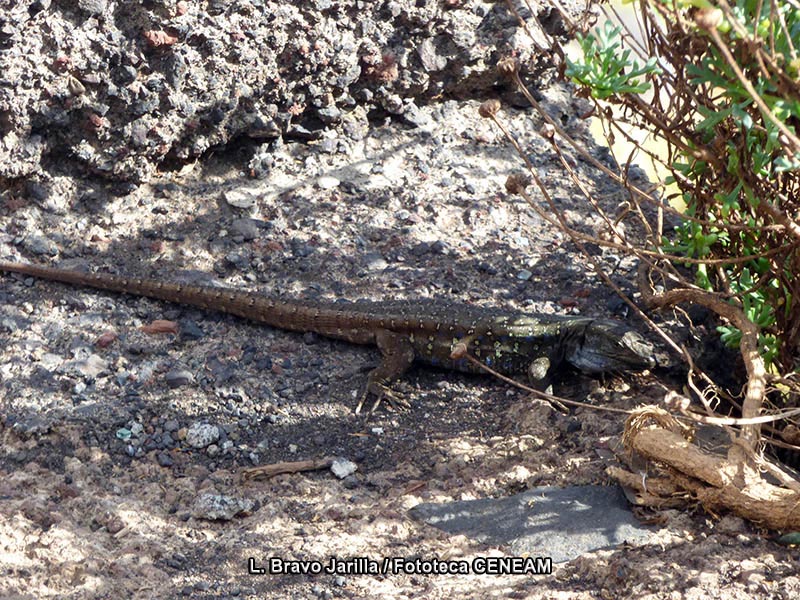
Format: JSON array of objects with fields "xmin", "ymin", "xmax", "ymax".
[
  {"xmin": 2, "ymin": 93, "xmax": 797, "ymax": 599},
  {"xmin": 1, "ymin": 1, "xmax": 799, "ymax": 599}
]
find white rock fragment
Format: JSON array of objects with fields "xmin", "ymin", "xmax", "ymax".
[
  {"xmin": 330, "ymin": 458, "xmax": 358, "ymax": 479},
  {"xmin": 223, "ymin": 189, "xmax": 257, "ymax": 208},
  {"xmin": 317, "ymin": 175, "xmax": 340, "ymax": 190}
]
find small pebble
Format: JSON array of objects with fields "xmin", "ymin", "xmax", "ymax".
[
  {"xmin": 517, "ymin": 269, "xmax": 533, "ymax": 281},
  {"xmin": 165, "ymin": 369, "xmax": 194, "ymax": 388},
  {"xmin": 224, "ymin": 189, "xmax": 257, "ymax": 208},
  {"xmin": 185, "ymin": 423, "xmax": 220, "ymax": 449},
  {"xmin": 330, "ymin": 458, "xmax": 357, "ymax": 479},
  {"xmin": 192, "ymin": 493, "xmax": 254, "ymax": 521}
]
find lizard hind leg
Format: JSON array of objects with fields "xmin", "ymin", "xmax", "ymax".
[{"xmin": 355, "ymin": 329, "xmax": 416, "ymax": 415}]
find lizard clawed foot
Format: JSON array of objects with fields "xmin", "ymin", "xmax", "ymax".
[{"xmin": 354, "ymin": 382, "xmax": 411, "ymax": 415}]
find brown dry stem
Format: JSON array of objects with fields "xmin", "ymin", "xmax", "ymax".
[{"xmin": 241, "ymin": 457, "xmax": 335, "ymax": 481}]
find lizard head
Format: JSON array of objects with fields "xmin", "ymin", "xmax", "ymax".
[{"xmin": 565, "ymin": 319, "xmax": 656, "ymax": 374}]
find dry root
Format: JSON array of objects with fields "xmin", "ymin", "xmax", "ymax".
[{"xmin": 612, "ymin": 407, "xmax": 800, "ymax": 530}]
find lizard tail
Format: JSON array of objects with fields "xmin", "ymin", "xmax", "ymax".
[{"xmin": 0, "ymin": 260, "xmax": 377, "ymax": 342}]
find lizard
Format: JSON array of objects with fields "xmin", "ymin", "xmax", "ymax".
[{"xmin": 0, "ymin": 259, "xmax": 657, "ymax": 413}]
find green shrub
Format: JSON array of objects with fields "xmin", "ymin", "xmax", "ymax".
[{"xmin": 565, "ymin": 0, "xmax": 800, "ymax": 373}]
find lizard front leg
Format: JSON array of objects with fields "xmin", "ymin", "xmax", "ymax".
[
  {"xmin": 527, "ymin": 354, "xmax": 561, "ymax": 395},
  {"xmin": 355, "ymin": 329, "xmax": 416, "ymax": 415}
]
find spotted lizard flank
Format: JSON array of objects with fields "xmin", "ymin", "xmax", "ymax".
[{"xmin": 0, "ymin": 260, "xmax": 656, "ymax": 413}]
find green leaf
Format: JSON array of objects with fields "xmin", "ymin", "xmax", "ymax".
[
  {"xmin": 775, "ymin": 155, "xmax": 800, "ymax": 173},
  {"xmin": 696, "ymin": 105, "xmax": 733, "ymax": 131},
  {"xmin": 731, "ymin": 103, "xmax": 754, "ymax": 130}
]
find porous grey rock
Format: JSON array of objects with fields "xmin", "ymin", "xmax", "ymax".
[{"xmin": 0, "ymin": 0, "xmax": 579, "ymax": 184}]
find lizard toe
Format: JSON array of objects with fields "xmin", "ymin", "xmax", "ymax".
[{"xmin": 356, "ymin": 382, "xmax": 410, "ymax": 415}]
